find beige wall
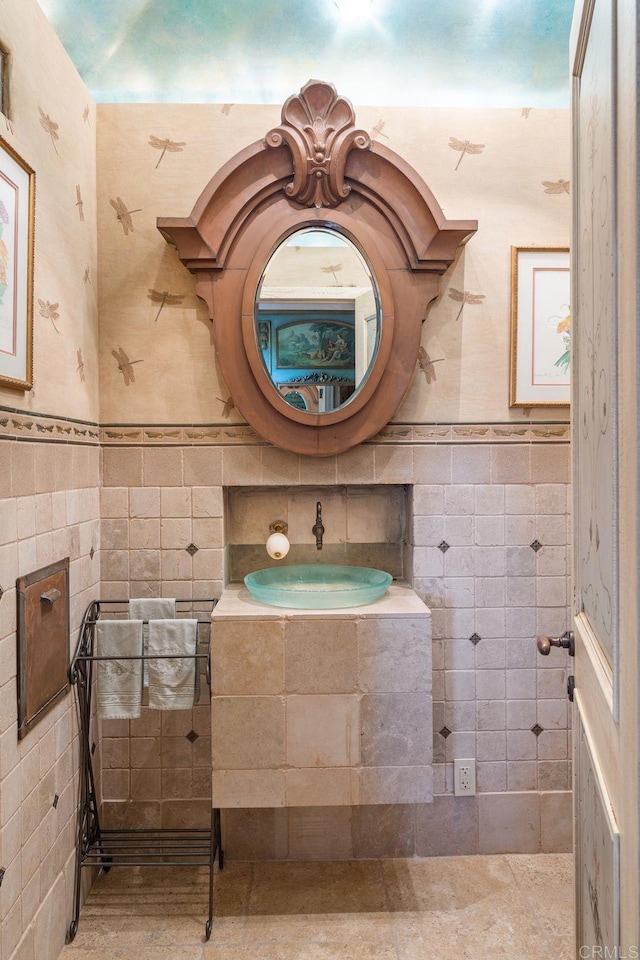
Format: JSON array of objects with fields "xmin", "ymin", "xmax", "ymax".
[
  {"xmin": 0, "ymin": 0, "xmax": 98, "ymax": 422},
  {"xmin": 0, "ymin": 2, "xmax": 99, "ymax": 959},
  {"xmin": 97, "ymin": 103, "xmax": 570, "ymax": 426}
]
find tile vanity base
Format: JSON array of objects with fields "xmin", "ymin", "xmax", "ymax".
[{"xmin": 211, "ymin": 582, "xmax": 433, "ymax": 807}]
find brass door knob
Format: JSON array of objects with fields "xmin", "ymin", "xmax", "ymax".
[{"xmin": 537, "ymin": 630, "xmax": 575, "ymax": 657}]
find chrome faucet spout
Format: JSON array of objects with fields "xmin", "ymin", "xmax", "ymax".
[{"xmin": 312, "ymin": 500, "xmax": 324, "ymax": 550}]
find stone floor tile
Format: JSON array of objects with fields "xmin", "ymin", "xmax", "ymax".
[
  {"xmin": 249, "ymin": 860, "xmax": 387, "ymax": 914},
  {"xmin": 504, "ymin": 852, "xmax": 573, "ymax": 937},
  {"xmin": 58, "ymin": 853, "xmax": 574, "ymax": 960}
]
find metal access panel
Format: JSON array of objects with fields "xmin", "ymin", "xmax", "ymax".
[{"xmin": 16, "ymin": 557, "xmax": 70, "ymax": 739}]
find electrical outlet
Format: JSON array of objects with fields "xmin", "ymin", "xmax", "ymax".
[{"xmin": 454, "ymin": 758, "xmax": 476, "ymax": 796}]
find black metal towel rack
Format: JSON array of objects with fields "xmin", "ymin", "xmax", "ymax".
[{"xmin": 67, "ymin": 598, "xmax": 223, "ymax": 943}]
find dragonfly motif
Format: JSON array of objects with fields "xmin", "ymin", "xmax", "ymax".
[
  {"xmin": 77, "ymin": 348, "xmax": 85, "ymax": 382},
  {"xmin": 417, "ymin": 346, "xmax": 444, "ymax": 384},
  {"xmin": 320, "ymin": 263, "xmax": 344, "ymax": 284},
  {"xmin": 147, "ymin": 288, "xmax": 185, "ymax": 321},
  {"xmin": 82, "ymin": 105, "xmax": 91, "ymax": 125},
  {"xmin": 542, "ymin": 179, "xmax": 570, "ymax": 195},
  {"xmin": 110, "ymin": 197, "xmax": 142, "ymax": 235},
  {"xmin": 76, "ymin": 184, "xmax": 84, "ymax": 221},
  {"xmin": 39, "ymin": 108, "xmax": 60, "ymax": 154},
  {"xmin": 38, "ymin": 299, "xmax": 60, "ymax": 333},
  {"xmin": 112, "ymin": 347, "xmax": 144, "ymax": 385},
  {"xmin": 371, "ymin": 119, "xmax": 389, "ymax": 140},
  {"xmin": 449, "ymin": 136, "xmax": 485, "ymax": 171},
  {"xmin": 148, "ymin": 135, "xmax": 186, "ymax": 168},
  {"xmin": 448, "ymin": 288, "xmax": 485, "ymax": 321},
  {"xmin": 216, "ymin": 396, "xmax": 235, "ymax": 418}
]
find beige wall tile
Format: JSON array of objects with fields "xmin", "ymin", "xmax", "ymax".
[
  {"xmin": 192, "ymin": 486, "xmax": 224, "ymax": 518},
  {"xmin": 100, "ymin": 486, "xmax": 128, "ymax": 518},
  {"xmin": 287, "ymin": 695, "xmax": 360, "ymax": 768},
  {"xmin": 285, "ymin": 619, "xmax": 357, "ymax": 694},
  {"xmin": 358, "ymin": 618, "xmax": 431, "ymax": 693},
  {"xmin": 357, "ymin": 765, "xmax": 433, "ymax": 804},
  {"xmin": 11, "ymin": 445, "xmax": 36, "ymax": 498},
  {"xmin": 361, "ymin": 693, "xmax": 432, "ymax": 767},
  {"xmin": 212, "ymin": 697, "xmax": 285, "ymax": 769},
  {"xmin": 478, "ymin": 791, "xmax": 541, "ymax": 853},
  {"xmin": 285, "ymin": 768, "xmax": 354, "ymax": 806},
  {"xmin": 35, "ymin": 445, "xmax": 56, "ymax": 495},
  {"xmin": 492, "ymin": 446, "xmax": 531, "ymax": 483},
  {"xmin": 0, "ymin": 443, "xmax": 12, "ymax": 498},
  {"xmin": 415, "ymin": 795, "xmax": 478, "ymax": 856},
  {"xmin": 299, "ymin": 456, "xmax": 337, "ymax": 485},
  {"xmin": 262, "ymin": 447, "xmax": 301, "ymax": 485},
  {"xmin": 213, "ymin": 769, "xmax": 285, "ymax": 807},
  {"xmin": 212, "ymin": 620, "xmax": 285, "ymax": 695},
  {"xmin": 129, "ymin": 487, "xmax": 160, "ymax": 517},
  {"xmin": 336, "ymin": 445, "xmax": 375, "ymax": 483},
  {"xmin": 352, "ymin": 803, "xmax": 415, "ymax": 858},
  {"xmin": 414, "ymin": 446, "xmax": 452, "ymax": 484},
  {"xmin": 160, "ymin": 486, "xmax": 192, "ymax": 517},
  {"xmin": 129, "ymin": 518, "xmax": 160, "ymax": 549},
  {"xmin": 288, "ymin": 487, "xmax": 346, "ymax": 546},
  {"xmin": 531, "ymin": 444, "xmax": 570, "ymax": 483},
  {"xmin": 221, "ymin": 807, "xmax": 289, "ymax": 860},
  {"xmin": 143, "ymin": 447, "xmax": 183, "ymax": 486},
  {"xmin": 160, "ymin": 517, "xmax": 192, "ymax": 548},
  {"xmin": 374, "ymin": 445, "xmax": 414, "ymax": 483},
  {"xmin": 287, "ymin": 806, "xmax": 353, "ymax": 859},
  {"xmin": 103, "ymin": 447, "xmax": 143, "ymax": 487},
  {"xmin": 130, "ymin": 549, "xmax": 161, "ymax": 580},
  {"xmin": 222, "ymin": 447, "xmax": 262, "ymax": 486}
]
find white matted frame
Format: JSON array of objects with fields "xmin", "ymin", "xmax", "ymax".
[
  {"xmin": 509, "ymin": 246, "xmax": 570, "ymax": 407},
  {"xmin": 0, "ymin": 135, "xmax": 34, "ymax": 391}
]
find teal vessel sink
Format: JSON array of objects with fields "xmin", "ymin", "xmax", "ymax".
[{"xmin": 244, "ymin": 564, "xmax": 393, "ymax": 609}]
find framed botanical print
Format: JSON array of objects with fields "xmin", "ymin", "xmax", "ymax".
[
  {"xmin": 509, "ymin": 246, "xmax": 570, "ymax": 407},
  {"xmin": 0, "ymin": 136, "xmax": 34, "ymax": 391}
]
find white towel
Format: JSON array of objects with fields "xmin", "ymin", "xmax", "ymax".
[
  {"xmin": 147, "ymin": 619, "xmax": 198, "ymax": 711},
  {"xmin": 96, "ymin": 620, "xmax": 144, "ymax": 719},
  {"xmin": 129, "ymin": 598, "xmax": 176, "ymax": 686}
]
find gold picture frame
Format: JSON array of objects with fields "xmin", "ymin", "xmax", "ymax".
[
  {"xmin": 509, "ymin": 246, "xmax": 570, "ymax": 407},
  {"xmin": 0, "ymin": 135, "xmax": 34, "ymax": 391}
]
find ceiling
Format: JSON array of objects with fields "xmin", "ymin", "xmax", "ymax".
[{"xmin": 37, "ymin": 0, "xmax": 575, "ymax": 107}]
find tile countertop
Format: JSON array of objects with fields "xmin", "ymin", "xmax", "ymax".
[{"xmin": 211, "ymin": 581, "xmax": 431, "ymax": 620}]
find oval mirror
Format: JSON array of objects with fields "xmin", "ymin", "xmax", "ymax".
[{"xmin": 254, "ymin": 228, "xmax": 380, "ymax": 415}]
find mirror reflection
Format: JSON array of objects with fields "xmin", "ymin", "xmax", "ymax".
[{"xmin": 255, "ymin": 228, "xmax": 380, "ymax": 413}]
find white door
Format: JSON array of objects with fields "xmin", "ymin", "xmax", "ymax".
[{"xmin": 571, "ymin": 0, "xmax": 639, "ymax": 954}]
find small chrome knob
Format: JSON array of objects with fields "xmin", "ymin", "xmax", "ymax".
[{"xmin": 537, "ymin": 630, "xmax": 575, "ymax": 657}]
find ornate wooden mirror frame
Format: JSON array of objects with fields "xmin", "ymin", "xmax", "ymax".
[{"xmin": 158, "ymin": 80, "xmax": 478, "ymax": 456}]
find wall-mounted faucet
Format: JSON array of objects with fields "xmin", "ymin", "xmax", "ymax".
[{"xmin": 312, "ymin": 501, "xmax": 324, "ymax": 550}]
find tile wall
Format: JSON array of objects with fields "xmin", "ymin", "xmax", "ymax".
[
  {"xmin": 98, "ymin": 435, "xmax": 572, "ymax": 857},
  {"xmin": 0, "ymin": 438, "xmax": 101, "ymax": 960}
]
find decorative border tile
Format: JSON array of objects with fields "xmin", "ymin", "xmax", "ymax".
[
  {"xmin": 0, "ymin": 405, "xmax": 100, "ymax": 444},
  {"xmin": 0, "ymin": 406, "xmax": 570, "ymax": 447}
]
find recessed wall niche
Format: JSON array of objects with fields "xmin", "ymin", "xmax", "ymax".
[{"xmin": 225, "ymin": 485, "xmax": 409, "ymax": 582}]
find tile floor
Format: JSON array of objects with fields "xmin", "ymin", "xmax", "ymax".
[{"xmin": 59, "ymin": 853, "xmax": 573, "ymax": 959}]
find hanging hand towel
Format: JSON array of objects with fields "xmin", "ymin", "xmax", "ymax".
[
  {"xmin": 147, "ymin": 619, "xmax": 198, "ymax": 711},
  {"xmin": 96, "ymin": 620, "xmax": 144, "ymax": 719},
  {"xmin": 129, "ymin": 597, "xmax": 176, "ymax": 686}
]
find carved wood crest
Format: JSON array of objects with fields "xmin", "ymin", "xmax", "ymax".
[{"xmin": 265, "ymin": 79, "xmax": 371, "ymax": 209}]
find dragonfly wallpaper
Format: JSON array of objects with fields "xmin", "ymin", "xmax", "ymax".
[{"xmin": 0, "ymin": 0, "xmax": 572, "ymax": 424}]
